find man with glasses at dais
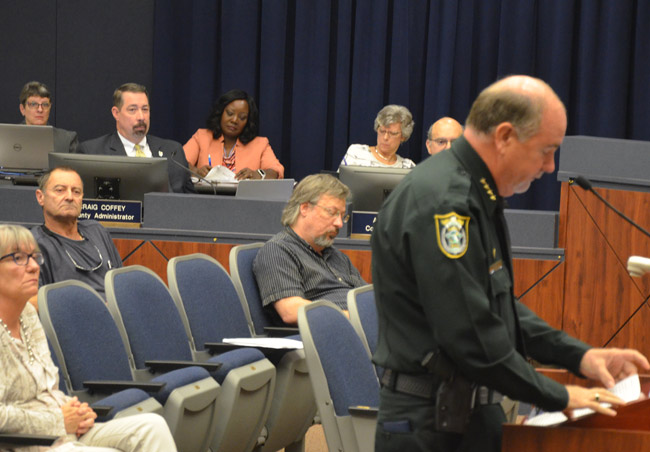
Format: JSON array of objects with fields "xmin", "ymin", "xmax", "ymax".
[
  {"xmin": 253, "ymin": 174, "xmax": 366, "ymax": 326},
  {"xmin": 425, "ymin": 116, "xmax": 463, "ymax": 155},
  {"xmin": 30, "ymin": 167, "xmax": 122, "ymax": 306}
]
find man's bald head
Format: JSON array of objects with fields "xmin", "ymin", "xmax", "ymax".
[
  {"xmin": 426, "ymin": 117, "xmax": 464, "ymax": 154},
  {"xmin": 466, "ymin": 75, "xmax": 565, "ymax": 141},
  {"xmin": 464, "ymin": 75, "xmax": 567, "ymax": 198}
]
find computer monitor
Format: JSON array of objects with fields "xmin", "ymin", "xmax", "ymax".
[
  {"xmin": 0, "ymin": 124, "xmax": 54, "ymax": 171},
  {"xmin": 48, "ymin": 153, "xmax": 169, "ymax": 202},
  {"xmin": 338, "ymin": 165, "xmax": 411, "ymax": 212},
  {"xmin": 236, "ymin": 179, "xmax": 295, "ymax": 201}
]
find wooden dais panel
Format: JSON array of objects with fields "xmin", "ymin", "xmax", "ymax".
[{"xmin": 560, "ymin": 182, "xmax": 650, "ymax": 356}]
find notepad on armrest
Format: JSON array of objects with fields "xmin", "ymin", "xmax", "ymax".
[{"xmin": 222, "ymin": 337, "xmax": 303, "ymax": 349}]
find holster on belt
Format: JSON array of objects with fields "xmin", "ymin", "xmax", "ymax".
[
  {"xmin": 422, "ymin": 350, "xmax": 475, "ymax": 434},
  {"xmin": 435, "ymin": 373, "xmax": 475, "ymax": 433}
]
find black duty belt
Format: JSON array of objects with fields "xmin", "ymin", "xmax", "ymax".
[
  {"xmin": 380, "ymin": 369, "xmax": 504, "ymax": 405},
  {"xmin": 381, "ymin": 368, "xmax": 438, "ymax": 399}
]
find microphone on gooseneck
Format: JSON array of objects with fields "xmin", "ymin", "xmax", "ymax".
[
  {"xmin": 571, "ymin": 175, "xmax": 650, "ymax": 239},
  {"xmin": 169, "ymin": 150, "xmax": 217, "ymax": 195},
  {"xmin": 573, "ymin": 175, "xmax": 593, "ymax": 191}
]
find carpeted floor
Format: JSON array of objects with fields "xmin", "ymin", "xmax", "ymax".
[
  {"xmin": 279, "ymin": 424, "xmax": 327, "ymax": 452},
  {"xmin": 304, "ymin": 425, "xmax": 327, "ymax": 451}
]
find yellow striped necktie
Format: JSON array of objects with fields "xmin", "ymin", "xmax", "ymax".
[{"xmin": 134, "ymin": 143, "xmax": 146, "ymax": 157}]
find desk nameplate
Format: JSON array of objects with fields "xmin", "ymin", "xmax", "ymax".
[{"xmin": 80, "ymin": 198, "xmax": 141, "ymax": 227}]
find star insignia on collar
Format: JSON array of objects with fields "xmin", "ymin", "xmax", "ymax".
[{"xmin": 480, "ymin": 177, "xmax": 497, "ymax": 201}]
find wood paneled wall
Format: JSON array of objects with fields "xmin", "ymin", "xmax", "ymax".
[
  {"xmin": 114, "ymin": 237, "xmax": 563, "ymax": 328},
  {"xmin": 513, "ymin": 258, "xmax": 565, "ymax": 330}
]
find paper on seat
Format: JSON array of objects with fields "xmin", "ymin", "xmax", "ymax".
[{"xmin": 223, "ymin": 337, "xmax": 304, "ymax": 349}]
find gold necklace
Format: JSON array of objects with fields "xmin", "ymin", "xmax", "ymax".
[
  {"xmin": 373, "ymin": 147, "xmax": 396, "ymax": 164},
  {"xmin": 0, "ymin": 316, "xmax": 35, "ymax": 364}
]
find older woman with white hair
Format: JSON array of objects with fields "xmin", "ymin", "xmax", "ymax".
[
  {"xmin": 340, "ymin": 104, "xmax": 416, "ymax": 169},
  {"xmin": 0, "ymin": 224, "xmax": 177, "ymax": 451}
]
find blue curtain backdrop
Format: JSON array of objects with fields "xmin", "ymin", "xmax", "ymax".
[{"xmin": 151, "ymin": 0, "xmax": 650, "ymax": 211}]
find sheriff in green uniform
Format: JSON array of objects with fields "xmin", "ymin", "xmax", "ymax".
[{"xmin": 371, "ymin": 75, "xmax": 649, "ymax": 452}]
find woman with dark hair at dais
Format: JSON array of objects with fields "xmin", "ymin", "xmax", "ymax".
[{"xmin": 183, "ymin": 89, "xmax": 284, "ymax": 180}]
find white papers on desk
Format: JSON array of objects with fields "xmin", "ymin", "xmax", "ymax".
[
  {"xmin": 205, "ymin": 165, "xmax": 237, "ymax": 182},
  {"xmin": 524, "ymin": 374, "xmax": 642, "ymax": 426},
  {"xmin": 192, "ymin": 165, "xmax": 239, "ymax": 187},
  {"xmin": 222, "ymin": 337, "xmax": 304, "ymax": 349}
]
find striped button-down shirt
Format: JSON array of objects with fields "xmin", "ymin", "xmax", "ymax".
[{"xmin": 253, "ymin": 227, "xmax": 366, "ymax": 325}]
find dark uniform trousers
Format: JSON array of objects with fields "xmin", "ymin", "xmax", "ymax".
[{"xmin": 375, "ymin": 387, "xmax": 506, "ymax": 452}]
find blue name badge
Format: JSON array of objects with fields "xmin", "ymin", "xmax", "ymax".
[
  {"xmin": 350, "ymin": 211, "xmax": 377, "ymax": 239},
  {"xmin": 79, "ymin": 199, "xmax": 142, "ymax": 227}
]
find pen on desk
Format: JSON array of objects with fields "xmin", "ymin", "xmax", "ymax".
[{"xmin": 208, "ymin": 154, "xmax": 212, "ymax": 166}]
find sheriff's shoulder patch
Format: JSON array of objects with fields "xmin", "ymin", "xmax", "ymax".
[{"xmin": 435, "ymin": 212, "xmax": 470, "ymax": 259}]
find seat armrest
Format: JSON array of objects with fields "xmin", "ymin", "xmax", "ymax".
[
  {"xmin": 0, "ymin": 433, "xmax": 59, "ymax": 447},
  {"xmin": 204, "ymin": 342, "xmax": 244, "ymax": 354},
  {"xmin": 83, "ymin": 380, "xmax": 165, "ymax": 393},
  {"xmin": 204, "ymin": 341, "xmax": 288, "ymax": 360},
  {"xmin": 348, "ymin": 405, "xmax": 379, "ymax": 417},
  {"xmin": 90, "ymin": 405, "xmax": 113, "ymax": 417},
  {"xmin": 145, "ymin": 360, "xmax": 221, "ymax": 373},
  {"xmin": 263, "ymin": 326, "xmax": 299, "ymax": 337},
  {"xmin": 349, "ymin": 406, "xmax": 378, "ymax": 451}
]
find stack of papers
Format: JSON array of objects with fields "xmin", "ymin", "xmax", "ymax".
[
  {"xmin": 524, "ymin": 374, "xmax": 642, "ymax": 426},
  {"xmin": 192, "ymin": 166, "xmax": 239, "ymax": 187},
  {"xmin": 222, "ymin": 337, "xmax": 304, "ymax": 350},
  {"xmin": 205, "ymin": 166, "xmax": 237, "ymax": 183}
]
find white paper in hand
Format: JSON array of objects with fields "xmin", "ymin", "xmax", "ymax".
[{"xmin": 524, "ymin": 374, "xmax": 642, "ymax": 427}]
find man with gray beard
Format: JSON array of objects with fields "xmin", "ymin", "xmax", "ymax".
[
  {"xmin": 253, "ymin": 174, "xmax": 366, "ymax": 326},
  {"xmin": 76, "ymin": 83, "xmax": 194, "ymax": 193}
]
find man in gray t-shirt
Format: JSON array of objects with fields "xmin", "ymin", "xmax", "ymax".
[{"xmin": 31, "ymin": 167, "xmax": 122, "ymax": 303}]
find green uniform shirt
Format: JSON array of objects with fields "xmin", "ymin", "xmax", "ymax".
[{"xmin": 371, "ymin": 136, "xmax": 590, "ymax": 412}]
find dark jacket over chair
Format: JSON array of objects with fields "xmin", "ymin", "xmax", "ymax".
[{"xmin": 53, "ymin": 127, "xmax": 79, "ymax": 153}]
